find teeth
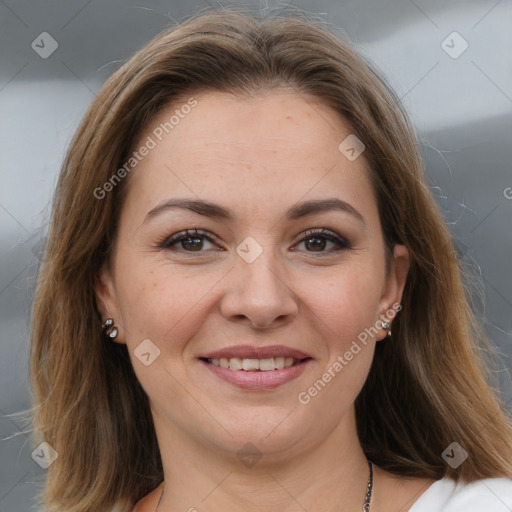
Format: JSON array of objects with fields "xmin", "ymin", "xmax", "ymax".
[
  {"xmin": 207, "ymin": 357, "xmax": 298, "ymax": 371},
  {"xmin": 259, "ymin": 358, "xmax": 274, "ymax": 371},
  {"xmin": 243, "ymin": 358, "xmax": 260, "ymax": 371},
  {"xmin": 229, "ymin": 358, "xmax": 243, "ymax": 370}
]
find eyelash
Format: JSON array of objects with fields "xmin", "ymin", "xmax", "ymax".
[
  {"xmin": 158, "ymin": 227, "xmax": 351, "ymax": 254},
  {"xmin": 296, "ymin": 228, "xmax": 351, "ymax": 252},
  {"xmin": 158, "ymin": 228, "xmax": 219, "ymax": 252}
]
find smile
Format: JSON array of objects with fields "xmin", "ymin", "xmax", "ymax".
[
  {"xmin": 204, "ymin": 356, "xmax": 300, "ymax": 371},
  {"xmin": 199, "ymin": 356, "xmax": 313, "ymax": 390}
]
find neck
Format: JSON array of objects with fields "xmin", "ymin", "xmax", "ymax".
[{"xmin": 153, "ymin": 407, "xmax": 373, "ymax": 512}]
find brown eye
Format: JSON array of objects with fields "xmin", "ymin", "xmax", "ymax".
[
  {"xmin": 159, "ymin": 228, "xmax": 218, "ymax": 252},
  {"xmin": 294, "ymin": 228, "xmax": 351, "ymax": 253},
  {"xmin": 180, "ymin": 236, "xmax": 205, "ymax": 251},
  {"xmin": 304, "ymin": 236, "xmax": 328, "ymax": 252}
]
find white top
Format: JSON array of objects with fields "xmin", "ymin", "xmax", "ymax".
[{"xmin": 409, "ymin": 477, "xmax": 512, "ymax": 511}]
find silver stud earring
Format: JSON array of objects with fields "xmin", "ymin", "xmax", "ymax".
[
  {"xmin": 102, "ymin": 318, "xmax": 118, "ymax": 339},
  {"xmin": 381, "ymin": 321, "xmax": 391, "ymax": 337}
]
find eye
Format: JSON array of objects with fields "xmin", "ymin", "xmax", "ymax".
[
  {"xmin": 293, "ymin": 228, "xmax": 351, "ymax": 253},
  {"xmin": 158, "ymin": 227, "xmax": 350, "ymax": 254},
  {"xmin": 158, "ymin": 228, "xmax": 220, "ymax": 252}
]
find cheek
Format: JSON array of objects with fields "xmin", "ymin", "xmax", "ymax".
[
  {"xmin": 115, "ymin": 262, "xmax": 204, "ymax": 398},
  {"xmin": 115, "ymin": 256, "xmax": 217, "ymax": 351},
  {"xmin": 298, "ymin": 261, "xmax": 383, "ymax": 345},
  {"xmin": 298, "ymin": 269, "xmax": 380, "ymax": 406},
  {"xmin": 294, "ymin": 270, "xmax": 380, "ymax": 428}
]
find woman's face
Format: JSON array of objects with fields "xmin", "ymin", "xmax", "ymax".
[{"xmin": 96, "ymin": 88, "xmax": 409, "ymax": 459}]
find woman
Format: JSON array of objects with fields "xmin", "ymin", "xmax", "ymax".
[{"xmin": 30, "ymin": 8, "xmax": 512, "ymax": 512}]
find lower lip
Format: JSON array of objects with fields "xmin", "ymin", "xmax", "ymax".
[{"xmin": 200, "ymin": 358, "xmax": 312, "ymax": 390}]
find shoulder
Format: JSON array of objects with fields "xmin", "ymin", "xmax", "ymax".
[
  {"xmin": 132, "ymin": 482, "xmax": 164, "ymax": 512},
  {"xmin": 409, "ymin": 477, "xmax": 512, "ymax": 511}
]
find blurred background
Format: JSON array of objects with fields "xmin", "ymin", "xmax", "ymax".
[{"xmin": 1, "ymin": 0, "xmax": 511, "ymax": 510}]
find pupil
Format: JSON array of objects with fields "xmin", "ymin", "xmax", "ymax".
[
  {"xmin": 306, "ymin": 237, "xmax": 325, "ymax": 251},
  {"xmin": 181, "ymin": 236, "xmax": 327, "ymax": 252},
  {"xmin": 183, "ymin": 237, "xmax": 203, "ymax": 251}
]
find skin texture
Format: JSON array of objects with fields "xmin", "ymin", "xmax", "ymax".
[{"xmin": 96, "ymin": 89, "xmax": 436, "ymax": 511}]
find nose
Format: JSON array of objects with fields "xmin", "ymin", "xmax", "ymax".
[{"xmin": 219, "ymin": 247, "xmax": 299, "ymax": 329}]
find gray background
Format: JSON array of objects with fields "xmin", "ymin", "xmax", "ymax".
[{"xmin": 1, "ymin": 0, "xmax": 511, "ymax": 510}]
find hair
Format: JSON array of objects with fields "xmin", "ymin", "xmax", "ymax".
[{"xmin": 29, "ymin": 6, "xmax": 512, "ymax": 512}]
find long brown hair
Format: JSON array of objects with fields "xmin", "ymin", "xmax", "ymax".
[{"xmin": 29, "ymin": 7, "xmax": 512, "ymax": 512}]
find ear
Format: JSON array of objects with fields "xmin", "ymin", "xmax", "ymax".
[
  {"xmin": 94, "ymin": 265, "xmax": 125, "ymax": 344},
  {"xmin": 377, "ymin": 244, "xmax": 409, "ymax": 338}
]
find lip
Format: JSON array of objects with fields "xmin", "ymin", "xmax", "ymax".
[
  {"xmin": 198, "ymin": 344, "xmax": 312, "ymax": 360},
  {"xmin": 200, "ymin": 357, "xmax": 313, "ymax": 390}
]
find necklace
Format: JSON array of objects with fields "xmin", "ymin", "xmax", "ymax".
[
  {"xmin": 156, "ymin": 460, "xmax": 373, "ymax": 511},
  {"xmin": 363, "ymin": 459, "xmax": 374, "ymax": 511}
]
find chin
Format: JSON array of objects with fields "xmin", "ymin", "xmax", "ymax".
[{"xmin": 208, "ymin": 413, "xmax": 310, "ymax": 461}]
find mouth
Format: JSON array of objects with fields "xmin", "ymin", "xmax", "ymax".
[
  {"xmin": 199, "ymin": 356, "xmax": 310, "ymax": 371},
  {"xmin": 198, "ymin": 355, "xmax": 313, "ymax": 390}
]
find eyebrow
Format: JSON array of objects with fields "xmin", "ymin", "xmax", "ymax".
[{"xmin": 144, "ymin": 197, "xmax": 365, "ymax": 225}]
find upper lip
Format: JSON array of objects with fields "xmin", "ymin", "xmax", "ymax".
[{"xmin": 199, "ymin": 345, "xmax": 312, "ymax": 360}]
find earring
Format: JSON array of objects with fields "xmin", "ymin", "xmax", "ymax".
[
  {"xmin": 381, "ymin": 321, "xmax": 392, "ymax": 337},
  {"xmin": 102, "ymin": 318, "xmax": 118, "ymax": 339}
]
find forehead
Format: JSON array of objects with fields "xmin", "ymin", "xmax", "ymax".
[
  {"xmin": 144, "ymin": 88, "xmax": 352, "ymax": 162},
  {"xmin": 122, "ymin": 88, "xmax": 378, "ymax": 224}
]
